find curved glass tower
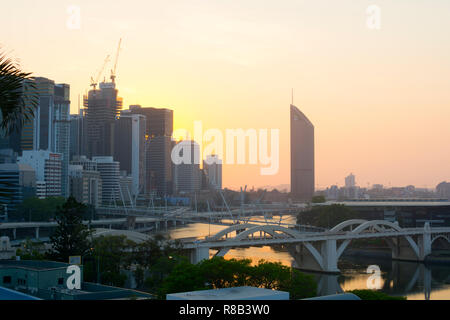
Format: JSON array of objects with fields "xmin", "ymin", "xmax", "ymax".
[{"xmin": 290, "ymin": 104, "xmax": 315, "ymax": 201}]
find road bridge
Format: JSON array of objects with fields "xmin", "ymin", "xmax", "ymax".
[{"xmin": 183, "ymin": 219, "xmax": 450, "ymax": 273}]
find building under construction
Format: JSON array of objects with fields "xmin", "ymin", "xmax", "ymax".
[
  {"xmin": 83, "ymin": 39, "xmax": 123, "ymax": 159},
  {"xmin": 83, "ymin": 82, "xmax": 123, "ymax": 158}
]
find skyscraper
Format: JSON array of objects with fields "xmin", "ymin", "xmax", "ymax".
[
  {"xmin": 128, "ymin": 105, "xmax": 173, "ymax": 137},
  {"xmin": 52, "ymin": 84, "xmax": 71, "ymax": 197},
  {"xmin": 128, "ymin": 105, "xmax": 174, "ymax": 196},
  {"xmin": 84, "ymin": 82, "xmax": 123, "ymax": 158},
  {"xmin": 114, "ymin": 111, "xmax": 146, "ymax": 196},
  {"xmin": 290, "ymin": 104, "xmax": 314, "ymax": 201},
  {"xmin": 69, "ymin": 111, "xmax": 87, "ymax": 161},
  {"xmin": 34, "ymin": 77, "xmax": 55, "ymax": 151},
  {"xmin": 147, "ymin": 136, "xmax": 173, "ymax": 196}
]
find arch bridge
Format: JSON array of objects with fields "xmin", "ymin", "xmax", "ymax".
[{"xmin": 184, "ymin": 219, "xmax": 450, "ymax": 273}]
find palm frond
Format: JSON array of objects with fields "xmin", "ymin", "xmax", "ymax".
[{"xmin": 0, "ymin": 51, "xmax": 38, "ymax": 134}]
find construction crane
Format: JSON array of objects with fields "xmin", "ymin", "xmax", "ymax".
[
  {"xmin": 90, "ymin": 55, "xmax": 110, "ymax": 91},
  {"xmin": 110, "ymin": 38, "xmax": 122, "ymax": 84}
]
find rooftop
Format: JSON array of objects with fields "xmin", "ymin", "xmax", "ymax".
[
  {"xmin": 0, "ymin": 260, "xmax": 70, "ymax": 271},
  {"xmin": 166, "ymin": 286, "xmax": 289, "ymax": 300},
  {"xmin": 0, "ymin": 286, "xmax": 41, "ymax": 300}
]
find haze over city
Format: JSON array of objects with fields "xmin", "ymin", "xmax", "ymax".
[{"xmin": 2, "ymin": 0, "xmax": 450, "ymax": 190}]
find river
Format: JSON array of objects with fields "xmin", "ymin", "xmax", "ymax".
[{"xmin": 150, "ymin": 215, "xmax": 450, "ymax": 300}]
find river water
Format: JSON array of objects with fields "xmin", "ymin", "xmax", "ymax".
[{"xmin": 151, "ymin": 216, "xmax": 450, "ymax": 300}]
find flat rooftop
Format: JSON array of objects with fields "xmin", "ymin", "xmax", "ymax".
[
  {"xmin": 166, "ymin": 286, "xmax": 289, "ymax": 300},
  {"xmin": 0, "ymin": 260, "xmax": 69, "ymax": 271}
]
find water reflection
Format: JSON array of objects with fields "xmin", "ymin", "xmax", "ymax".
[{"xmin": 309, "ymin": 260, "xmax": 432, "ymax": 299}]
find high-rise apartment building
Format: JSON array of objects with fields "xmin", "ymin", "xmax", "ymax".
[
  {"xmin": 93, "ymin": 156, "xmax": 120, "ymax": 205},
  {"xmin": 114, "ymin": 111, "xmax": 146, "ymax": 196},
  {"xmin": 84, "ymin": 82, "xmax": 123, "ymax": 158},
  {"xmin": 203, "ymin": 155, "xmax": 222, "ymax": 190},
  {"xmin": 290, "ymin": 104, "xmax": 314, "ymax": 201}
]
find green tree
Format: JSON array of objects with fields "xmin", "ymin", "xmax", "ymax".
[
  {"xmin": 248, "ymin": 260, "xmax": 290, "ymax": 289},
  {"xmin": 89, "ymin": 235, "xmax": 134, "ymax": 287},
  {"xmin": 12, "ymin": 197, "xmax": 66, "ymax": 222},
  {"xmin": 158, "ymin": 260, "xmax": 208, "ymax": 298},
  {"xmin": 15, "ymin": 239, "xmax": 46, "ymax": 260},
  {"xmin": 131, "ymin": 235, "xmax": 184, "ymax": 269},
  {"xmin": 145, "ymin": 255, "xmax": 190, "ymax": 295},
  {"xmin": 279, "ymin": 269, "xmax": 317, "ymax": 300},
  {"xmin": 157, "ymin": 257, "xmax": 317, "ymax": 300},
  {"xmin": 199, "ymin": 258, "xmax": 253, "ymax": 288},
  {"xmin": 48, "ymin": 197, "xmax": 92, "ymax": 262}
]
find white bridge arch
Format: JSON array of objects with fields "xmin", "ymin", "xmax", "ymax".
[{"xmin": 187, "ymin": 219, "xmax": 450, "ymax": 273}]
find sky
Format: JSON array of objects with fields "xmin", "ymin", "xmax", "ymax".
[{"xmin": 1, "ymin": 0, "xmax": 450, "ymax": 190}]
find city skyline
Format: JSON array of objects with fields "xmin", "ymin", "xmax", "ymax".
[{"xmin": 1, "ymin": 1, "xmax": 450, "ymax": 189}]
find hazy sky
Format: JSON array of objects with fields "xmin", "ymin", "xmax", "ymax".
[{"xmin": 1, "ymin": 0, "xmax": 450, "ymax": 190}]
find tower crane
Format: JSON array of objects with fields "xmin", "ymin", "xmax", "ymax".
[
  {"xmin": 90, "ymin": 55, "xmax": 110, "ymax": 91},
  {"xmin": 110, "ymin": 38, "xmax": 122, "ymax": 84}
]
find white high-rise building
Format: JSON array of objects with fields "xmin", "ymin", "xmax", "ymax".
[
  {"xmin": 18, "ymin": 150, "xmax": 62, "ymax": 198},
  {"xmin": 203, "ymin": 155, "xmax": 222, "ymax": 190},
  {"xmin": 93, "ymin": 156, "xmax": 120, "ymax": 205},
  {"xmin": 32, "ymin": 78, "xmax": 71, "ymax": 198},
  {"xmin": 114, "ymin": 112, "xmax": 146, "ymax": 197}
]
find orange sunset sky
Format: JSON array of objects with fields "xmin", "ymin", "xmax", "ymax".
[{"xmin": 1, "ymin": 0, "xmax": 450, "ymax": 190}]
